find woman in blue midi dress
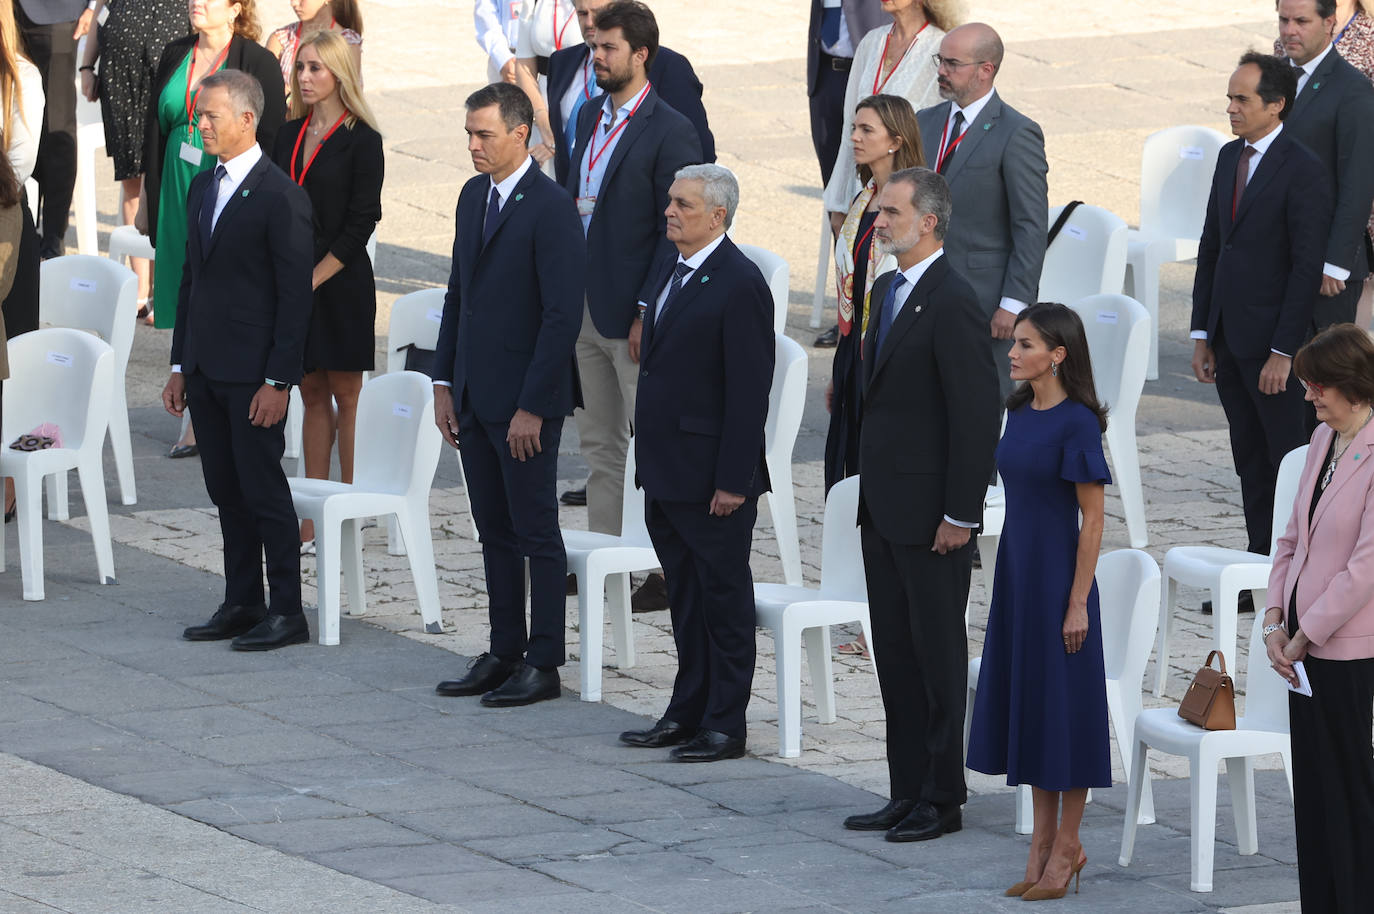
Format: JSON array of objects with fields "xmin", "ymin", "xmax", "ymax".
[{"xmin": 967, "ymin": 302, "xmax": 1112, "ymax": 901}]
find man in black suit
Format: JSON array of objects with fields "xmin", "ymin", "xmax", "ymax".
[
  {"xmin": 430, "ymin": 82, "xmax": 584, "ymax": 707},
  {"xmin": 1276, "ymin": 0, "xmax": 1374, "ymax": 332},
  {"xmin": 807, "ymin": 0, "xmax": 884, "ymax": 186},
  {"xmin": 618, "ymin": 164, "xmax": 773, "ymax": 762},
  {"xmin": 164, "ymin": 70, "xmax": 314, "ymax": 651},
  {"xmin": 1192, "ymin": 52, "xmax": 1332, "ymax": 559},
  {"xmin": 565, "ymin": 0, "xmax": 700, "ymax": 540},
  {"xmin": 842, "ymin": 167, "xmax": 1000, "ymax": 841},
  {"xmin": 547, "ymin": 0, "xmax": 714, "ymax": 188}
]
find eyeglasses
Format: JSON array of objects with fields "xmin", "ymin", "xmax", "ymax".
[
  {"xmin": 932, "ymin": 55, "xmax": 986, "ymax": 71},
  {"xmin": 1299, "ymin": 379, "xmax": 1325, "ymax": 396}
]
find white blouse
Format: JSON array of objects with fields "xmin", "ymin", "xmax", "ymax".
[
  {"xmin": 6, "ymin": 59, "xmax": 44, "ymax": 185},
  {"xmin": 516, "ymin": 0, "xmax": 578, "ymax": 59}
]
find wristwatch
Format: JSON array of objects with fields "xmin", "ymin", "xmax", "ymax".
[
  {"xmin": 1262, "ymin": 622, "xmax": 1284, "ymax": 642},
  {"xmin": 270, "ymin": 380, "xmax": 291, "ymax": 392}
]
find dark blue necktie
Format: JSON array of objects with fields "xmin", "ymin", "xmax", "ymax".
[
  {"xmin": 872, "ymin": 273, "xmax": 908, "ymax": 356},
  {"xmin": 821, "ymin": 6, "xmax": 842, "ymax": 47},
  {"xmin": 566, "ymin": 60, "xmax": 590, "ymax": 150},
  {"xmin": 656, "ymin": 261, "xmax": 694, "ymax": 324},
  {"xmin": 482, "ymin": 185, "xmax": 501, "ymax": 245},
  {"xmin": 199, "ymin": 164, "xmax": 226, "ymax": 247}
]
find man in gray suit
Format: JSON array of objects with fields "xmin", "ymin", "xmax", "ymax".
[{"xmin": 917, "ymin": 23, "xmax": 1048, "ymax": 394}]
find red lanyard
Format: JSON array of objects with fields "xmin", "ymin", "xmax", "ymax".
[
  {"xmin": 855, "ymin": 217, "xmax": 877, "ymax": 257},
  {"xmin": 186, "ymin": 40, "xmax": 232, "ymax": 137},
  {"xmin": 871, "ymin": 22, "xmax": 927, "ymax": 95},
  {"xmin": 553, "ymin": 2, "xmax": 574, "ymax": 50},
  {"xmin": 937, "ymin": 111, "xmax": 968, "ymax": 171},
  {"xmin": 289, "ymin": 111, "xmax": 348, "ymax": 185},
  {"xmin": 584, "ymin": 82, "xmax": 650, "ymax": 190}
]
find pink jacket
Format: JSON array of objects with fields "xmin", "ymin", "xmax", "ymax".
[{"xmin": 1268, "ymin": 420, "xmax": 1374, "ymax": 660}]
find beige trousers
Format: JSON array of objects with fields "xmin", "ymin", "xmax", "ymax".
[{"xmin": 574, "ymin": 304, "xmax": 640, "ymax": 535}]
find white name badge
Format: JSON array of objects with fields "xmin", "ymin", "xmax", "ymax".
[
  {"xmin": 576, "ymin": 196, "xmax": 596, "ymax": 216},
  {"xmin": 46, "ymin": 351, "xmax": 72, "ymax": 366},
  {"xmin": 1063, "ymin": 225, "xmax": 1086, "ymax": 241},
  {"xmin": 392, "ymin": 403, "xmax": 412, "ymax": 418},
  {"xmin": 1178, "ymin": 145, "xmax": 1205, "ymax": 160},
  {"xmin": 426, "ymin": 307, "xmax": 444, "ymax": 324},
  {"xmin": 179, "ymin": 141, "xmax": 202, "ymax": 166},
  {"xmin": 69, "ymin": 278, "xmax": 96, "ymax": 292}
]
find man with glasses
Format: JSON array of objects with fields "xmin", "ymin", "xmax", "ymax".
[{"xmin": 916, "ymin": 22, "xmax": 1047, "ymax": 395}]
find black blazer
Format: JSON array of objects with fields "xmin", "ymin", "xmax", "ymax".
[
  {"xmin": 634, "ymin": 236, "xmax": 774, "ymax": 503},
  {"xmin": 547, "ymin": 43, "xmax": 715, "ymax": 186},
  {"xmin": 806, "ymin": 0, "xmax": 886, "ymax": 96},
  {"xmin": 565, "ymin": 86, "xmax": 701, "ymax": 339},
  {"xmin": 171, "ymin": 154, "xmax": 314, "ymax": 385},
  {"xmin": 1191, "ymin": 130, "xmax": 1332, "ymax": 359},
  {"xmin": 858, "ymin": 256, "xmax": 1001, "ymax": 546},
  {"xmin": 433, "ymin": 163, "xmax": 584, "ymax": 424},
  {"xmin": 1282, "ymin": 48, "xmax": 1374, "ymax": 278},
  {"xmin": 144, "ymin": 34, "xmax": 287, "ymax": 247}
]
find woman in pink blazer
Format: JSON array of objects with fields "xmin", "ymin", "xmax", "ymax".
[{"xmin": 1264, "ymin": 323, "xmax": 1374, "ymax": 914}]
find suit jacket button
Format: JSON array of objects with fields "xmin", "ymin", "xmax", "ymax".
[
  {"xmin": 1223, "ymin": 244, "xmax": 1232, "ymax": 251},
  {"xmin": 465, "ymin": 309, "xmax": 473, "ymax": 316},
  {"xmin": 641, "ymin": 370, "xmax": 648, "ymax": 378}
]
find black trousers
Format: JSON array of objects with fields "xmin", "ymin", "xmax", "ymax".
[
  {"xmin": 457, "ymin": 404, "xmax": 567, "ymax": 669},
  {"xmin": 0, "ymin": 191, "xmax": 40, "ymax": 336},
  {"xmin": 1212, "ymin": 330, "xmax": 1307, "ymax": 555},
  {"xmin": 861, "ymin": 522, "xmax": 973, "ymax": 807},
  {"xmin": 646, "ymin": 496, "xmax": 758, "ymax": 739},
  {"xmin": 808, "ymin": 53, "xmax": 850, "ymax": 187},
  {"xmin": 17, "ymin": 8, "xmax": 78, "ymax": 254},
  {"xmin": 186, "ymin": 372, "xmax": 302, "ymax": 616},
  {"xmin": 1289, "ymin": 655, "xmax": 1374, "ymax": 914}
]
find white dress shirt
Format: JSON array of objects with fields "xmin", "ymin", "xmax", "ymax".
[
  {"xmin": 577, "ymin": 81, "xmax": 651, "ymax": 234},
  {"xmin": 558, "ymin": 49, "xmax": 595, "ymax": 129},
  {"xmin": 208, "ymin": 143, "xmax": 262, "ymax": 232},
  {"xmin": 653, "ymin": 233, "xmax": 726, "ymax": 319}
]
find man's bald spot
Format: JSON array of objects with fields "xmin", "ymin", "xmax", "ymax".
[{"xmin": 948, "ymin": 22, "xmax": 1005, "ymax": 71}]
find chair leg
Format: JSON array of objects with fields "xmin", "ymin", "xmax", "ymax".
[
  {"xmin": 765, "ymin": 464, "xmax": 802, "ymax": 586},
  {"xmin": 340, "ymin": 516, "xmax": 366, "ymax": 618},
  {"xmin": 1015, "ymin": 785, "xmax": 1033, "ymax": 835},
  {"xmin": 315, "ymin": 514, "xmax": 342, "ymax": 646},
  {"xmin": 1154, "ymin": 574, "xmax": 1178, "ymax": 697},
  {"xmin": 1189, "ymin": 750, "xmax": 1219, "ymax": 892},
  {"xmin": 802, "ymin": 624, "xmax": 836, "ymax": 724},
  {"xmin": 109, "ymin": 393, "xmax": 137, "ymax": 505},
  {"xmin": 977, "ymin": 533, "xmax": 999, "ymax": 599},
  {"xmin": 578, "ymin": 574, "xmax": 606, "ymax": 702},
  {"xmin": 398, "ymin": 505, "xmax": 443, "ymax": 633},
  {"xmin": 606, "ymin": 571, "xmax": 634, "ymax": 669},
  {"xmin": 1106, "ymin": 422, "xmax": 1148, "ymax": 549},
  {"xmin": 452, "ymin": 449, "xmax": 479, "ymax": 541},
  {"xmin": 77, "ymin": 455, "xmax": 115, "ymax": 585},
  {"xmin": 811, "ymin": 209, "xmax": 830, "ymax": 329},
  {"xmin": 47, "ymin": 471, "xmax": 70, "ymax": 521},
  {"xmin": 1119, "ymin": 736, "xmax": 1149, "ymax": 866},
  {"xmin": 1226, "ymin": 756, "xmax": 1259, "ymax": 856},
  {"xmin": 776, "ymin": 623, "xmax": 803, "ymax": 758},
  {"xmin": 16, "ymin": 466, "xmax": 45, "ymax": 600},
  {"xmin": 386, "ymin": 513, "xmax": 406, "ymax": 556},
  {"xmin": 284, "ymin": 387, "xmax": 303, "ymax": 463}
]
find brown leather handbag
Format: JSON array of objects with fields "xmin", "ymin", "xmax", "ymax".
[{"xmin": 1178, "ymin": 650, "xmax": 1237, "ymax": 730}]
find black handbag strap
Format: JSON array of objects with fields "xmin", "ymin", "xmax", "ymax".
[{"xmin": 1047, "ymin": 200, "xmax": 1085, "ymax": 246}]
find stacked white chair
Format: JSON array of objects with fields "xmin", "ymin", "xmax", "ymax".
[
  {"xmin": 736, "ymin": 243, "xmax": 790, "ymax": 334},
  {"xmin": 288, "ymin": 371, "xmax": 444, "ymax": 645},
  {"xmin": 0, "ymin": 328, "xmax": 116, "ymax": 600},
  {"xmin": 73, "ymin": 88, "xmax": 105, "ymax": 257},
  {"xmin": 763, "ymin": 333, "xmax": 807, "ymax": 587},
  {"xmin": 106, "ymin": 224, "xmax": 156, "ymax": 264},
  {"xmin": 1120, "ymin": 613, "xmax": 1293, "ymax": 892},
  {"xmin": 1124, "ymin": 126, "xmax": 1228, "ymax": 380},
  {"xmin": 1040, "ymin": 204, "xmax": 1129, "ymax": 305}
]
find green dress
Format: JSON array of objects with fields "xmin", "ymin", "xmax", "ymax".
[{"xmin": 152, "ymin": 50, "xmax": 219, "ymax": 329}]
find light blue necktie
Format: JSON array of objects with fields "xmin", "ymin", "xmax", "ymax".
[
  {"xmin": 872, "ymin": 273, "xmax": 908, "ymax": 356},
  {"xmin": 566, "ymin": 59, "xmax": 590, "ymax": 150}
]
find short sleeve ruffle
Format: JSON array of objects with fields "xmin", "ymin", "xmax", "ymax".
[{"xmin": 1060, "ymin": 445, "xmax": 1111, "ymax": 485}]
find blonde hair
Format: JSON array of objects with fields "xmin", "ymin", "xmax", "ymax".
[
  {"xmin": 923, "ymin": 0, "xmax": 963, "ymax": 33},
  {"xmin": 0, "ymin": 3, "xmax": 25, "ymax": 154},
  {"xmin": 289, "ymin": 29, "xmax": 378, "ymax": 132}
]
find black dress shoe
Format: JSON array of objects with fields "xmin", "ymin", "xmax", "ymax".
[
  {"xmin": 814, "ymin": 324, "xmax": 839, "ymax": 347},
  {"xmin": 168, "ymin": 443, "xmax": 199, "ymax": 459},
  {"xmin": 843, "ymin": 798, "xmax": 917, "ymax": 831},
  {"xmin": 183, "ymin": 602, "xmax": 267, "ymax": 641},
  {"xmin": 620, "ymin": 718, "xmax": 693, "ymax": 748},
  {"xmin": 631, "ymin": 573, "xmax": 670, "ymax": 613},
  {"xmin": 435, "ymin": 652, "xmax": 517, "ymax": 696},
  {"xmin": 480, "ymin": 662, "xmax": 560, "ymax": 707},
  {"xmin": 566, "ymin": 573, "xmax": 578, "ymax": 596},
  {"xmin": 230, "ymin": 613, "xmax": 310, "ymax": 651},
  {"xmin": 885, "ymin": 800, "xmax": 962, "ymax": 842},
  {"xmin": 1201, "ymin": 591, "xmax": 1254, "ymax": 616},
  {"xmin": 669, "ymin": 729, "xmax": 746, "ymax": 762},
  {"xmin": 560, "ymin": 486, "xmax": 587, "ymax": 506}
]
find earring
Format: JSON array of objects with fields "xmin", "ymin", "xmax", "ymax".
[
  {"xmin": 1051, "ymin": 361, "xmax": 1058, "ymax": 377},
  {"xmin": 887, "ymin": 148, "xmax": 895, "ymax": 154}
]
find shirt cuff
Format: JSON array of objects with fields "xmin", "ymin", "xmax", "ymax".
[
  {"xmin": 171, "ymin": 364, "xmax": 182, "ymax": 373},
  {"xmin": 997, "ymin": 298, "xmax": 1027, "ymax": 316},
  {"xmin": 1271, "ymin": 348, "xmax": 1291, "ymax": 358},
  {"xmin": 433, "ymin": 380, "xmax": 453, "ymax": 387},
  {"xmin": 943, "ymin": 515, "xmax": 979, "ymax": 529},
  {"xmin": 265, "ymin": 377, "xmax": 284, "ymax": 387},
  {"xmin": 1190, "ymin": 330, "xmax": 1208, "ymax": 340},
  {"xmin": 1323, "ymin": 262, "xmax": 1351, "ymax": 282}
]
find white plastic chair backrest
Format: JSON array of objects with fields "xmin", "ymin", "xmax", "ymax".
[
  {"xmin": 1040, "ymin": 204, "xmax": 1129, "ymax": 303},
  {"xmin": 735, "ymin": 242, "xmax": 789, "ymax": 334},
  {"xmin": 39, "ymin": 255, "xmax": 137, "ymax": 371},
  {"xmin": 1096, "ymin": 549, "xmax": 1161, "ymax": 690},
  {"xmin": 619, "ymin": 439, "xmax": 653, "ymax": 547},
  {"xmin": 351, "ymin": 371, "xmax": 441, "ymax": 497},
  {"xmin": 2, "ymin": 327, "xmax": 113, "ymax": 452},
  {"xmin": 385, "ymin": 288, "xmax": 448, "ymax": 374},
  {"xmin": 817, "ymin": 476, "xmax": 867, "ymax": 601},
  {"xmin": 765, "ymin": 333, "xmax": 807, "ymax": 461},
  {"xmin": 1069, "ymin": 294, "xmax": 1150, "ymax": 417},
  {"xmin": 1267, "ymin": 445, "xmax": 1310, "ymax": 556},
  {"xmin": 1240, "ymin": 611, "xmax": 1291, "ymax": 733},
  {"xmin": 1138, "ymin": 125, "xmax": 1227, "ymax": 241}
]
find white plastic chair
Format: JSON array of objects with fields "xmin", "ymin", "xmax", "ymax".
[
  {"xmin": 563, "ymin": 442, "xmax": 659, "ymax": 702},
  {"xmin": 811, "ymin": 209, "xmax": 830, "ymax": 329},
  {"xmin": 754, "ymin": 476, "xmax": 873, "ymax": 758},
  {"xmin": 736, "ymin": 242, "xmax": 790, "ymax": 334},
  {"xmin": 1153, "ymin": 445, "xmax": 1308, "ymax": 697},
  {"xmin": 764, "ymin": 333, "xmax": 807, "ymax": 587},
  {"xmin": 1070, "ymin": 294, "xmax": 1151, "ymax": 548},
  {"xmin": 39, "ymin": 255, "xmax": 139, "ymax": 508},
  {"xmin": 1120, "ymin": 613, "xmax": 1293, "ymax": 892},
  {"xmin": 1124, "ymin": 126, "xmax": 1227, "ymax": 380},
  {"xmin": 288, "ymin": 371, "xmax": 445, "ymax": 645},
  {"xmin": 978, "ymin": 484, "xmax": 1004, "ymax": 599},
  {"xmin": 73, "ymin": 88, "xmax": 105, "ymax": 257},
  {"xmin": 1040, "ymin": 204, "xmax": 1129, "ymax": 306},
  {"xmin": 106, "ymin": 224, "xmax": 156, "ymax": 263},
  {"xmin": 0, "ymin": 328, "xmax": 116, "ymax": 600}
]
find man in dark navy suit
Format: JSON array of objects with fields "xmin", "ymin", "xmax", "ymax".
[
  {"xmin": 1192, "ymin": 52, "xmax": 1332, "ymax": 560},
  {"xmin": 164, "ymin": 70, "xmax": 314, "ymax": 651},
  {"xmin": 808, "ymin": 0, "xmax": 884, "ymax": 186},
  {"xmin": 431, "ymin": 82, "xmax": 584, "ymax": 707},
  {"xmin": 618, "ymin": 164, "xmax": 773, "ymax": 762}
]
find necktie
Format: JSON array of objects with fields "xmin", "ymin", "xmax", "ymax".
[
  {"xmin": 657, "ymin": 261, "xmax": 694, "ymax": 323},
  {"xmin": 821, "ymin": 6, "xmax": 842, "ymax": 47},
  {"xmin": 482, "ymin": 185, "xmax": 501, "ymax": 245},
  {"xmin": 938, "ymin": 110, "xmax": 965, "ymax": 174},
  {"xmin": 566, "ymin": 59, "xmax": 589, "ymax": 150},
  {"xmin": 199, "ymin": 164, "xmax": 226, "ymax": 247},
  {"xmin": 1231, "ymin": 145, "xmax": 1256, "ymax": 220},
  {"xmin": 1292, "ymin": 59, "xmax": 1306, "ymax": 92},
  {"xmin": 872, "ymin": 273, "xmax": 908, "ymax": 356}
]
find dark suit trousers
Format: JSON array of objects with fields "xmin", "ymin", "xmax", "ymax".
[
  {"xmin": 861, "ymin": 522, "xmax": 972, "ymax": 807},
  {"xmin": 1313, "ymin": 276, "xmax": 1362, "ymax": 332},
  {"xmin": 186, "ymin": 372, "xmax": 302, "ymax": 615},
  {"xmin": 457, "ymin": 402, "xmax": 567, "ymax": 669},
  {"xmin": 17, "ymin": 9, "xmax": 77, "ymax": 252},
  {"xmin": 1289, "ymin": 656, "xmax": 1374, "ymax": 914},
  {"xmin": 646, "ymin": 497, "xmax": 758, "ymax": 740},
  {"xmin": 809, "ymin": 54, "xmax": 850, "ymax": 186},
  {"xmin": 1212, "ymin": 329, "xmax": 1307, "ymax": 554}
]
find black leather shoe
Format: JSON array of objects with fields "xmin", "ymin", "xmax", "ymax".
[
  {"xmin": 230, "ymin": 613, "xmax": 310, "ymax": 651},
  {"xmin": 885, "ymin": 800, "xmax": 962, "ymax": 842},
  {"xmin": 435, "ymin": 652, "xmax": 517, "ymax": 697},
  {"xmin": 1201, "ymin": 591, "xmax": 1254, "ymax": 616},
  {"xmin": 814, "ymin": 325, "xmax": 839, "ymax": 347},
  {"xmin": 620, "ymin": 718, "xmax": 693, "ymax": 748},
  {"xmin": 566, "ymin": 573, "xmax": 578, "ymax": 596},
  {"xmin": 669, "ymin": 729, "xmax": 746, "ymax": 762},
  {"xmin": 843, "ymin": 798, "xmax": 916, "ymax": 831},
  {"xmin": 480, "ymin": 663, "xmax": 560, "ymax": 707},
  {"xmin": 183, "ymin": 602, "xmax": 267, "ymax": 641},
  {"xmin": 560, "ymin": 486, "xmax": 587, "ymax": 506},
  {"xmin": 631, "ymin": 573, "xmax": 670, "ymax": 613}
]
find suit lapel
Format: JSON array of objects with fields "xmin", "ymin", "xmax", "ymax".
[
  {"xmin": 940, "ymin": 95, "xmax": 1001, "ymax": 183},
  {"xmin": 919, "ymin": 103, "xmax": 948, "ymax": 165},
  {"xmin": 597, "ymin": 90, "xmax": 657, "ymax": 193},
  {"xmin": 1290, "ymin": 51, "xmax": 1338, "ymax": 119},
  {"xmin": 861, "ymin": 271, "xmax": 893, "ymax": 391},
  {"xmin": 1309, "ymin": 421, "xmax": 1374, "ymax": 532},
  {"xmin": 868, "ymin": 257, "xmax": 947, "ymax": 382},
  {"xmin": 203, "ymin": 154, "xmax": 269, "ymax": 259},
  {"xmin": 640, "ymin": 252, "xmax": 675, "ymax": 354},
  {"xmin": 480, "ymin": 163, "xmax": 537, "ymax": 252},
  {"xmin": 648, "ymin": 238, "xmax": 728, "ymax": 350},
  {"xmin": 567, "ymin": 95, "xmax": 602, "ymax": 196},
  {"xmin": 1229, "ymin": 134, "xmax": 1287, "ymax": 232}
]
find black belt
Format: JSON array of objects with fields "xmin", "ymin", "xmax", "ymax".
[{"xmin": 821, "ymin": 51, "xmax": 852, "ymax": 72}]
